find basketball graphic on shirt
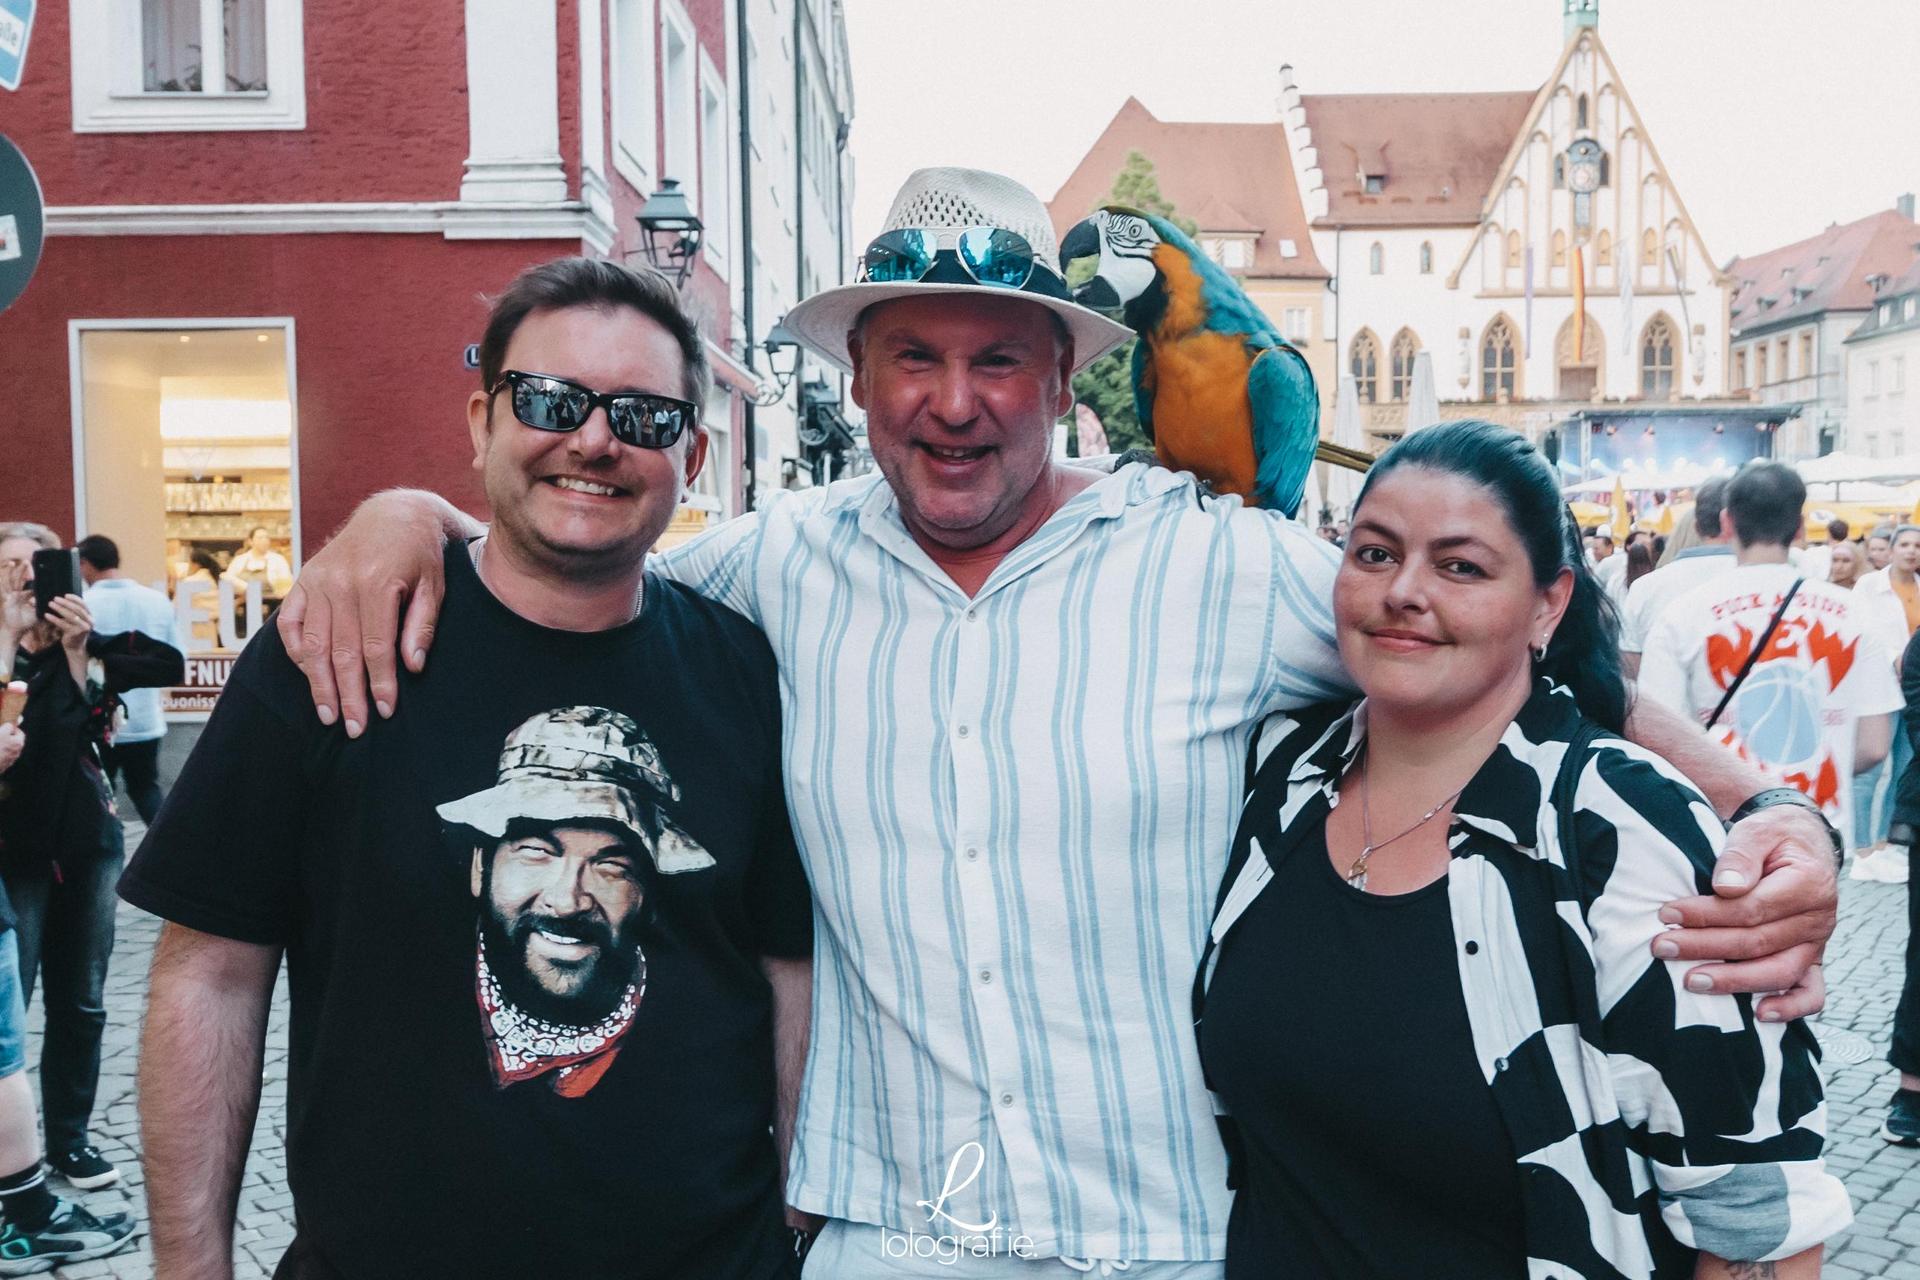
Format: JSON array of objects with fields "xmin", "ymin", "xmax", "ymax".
[{"xmin": 1730, "ymin": 664, "xmax": 1822, "ymax": 768}]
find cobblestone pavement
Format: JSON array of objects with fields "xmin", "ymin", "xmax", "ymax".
[{"xmin": 30, "ymin": 806, "xmax": 1920, "ymax": 1276}]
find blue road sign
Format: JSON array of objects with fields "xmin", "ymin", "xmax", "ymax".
[
  {"xmin": 0, "ymin": 0, "xmax": 34, "ymax": 93},
  {"xmin": 0, "ymin": 134, "xmax": 44, "ymax": 313}
]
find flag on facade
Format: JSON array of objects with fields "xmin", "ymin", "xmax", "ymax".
[
  {"xmin": 1571, "ymin": 244, "xmax": 1586, "ymax": 366},
  {"xmin": 1610, "ymin": 475, "xmax": 1631, "ymax": 541},
  {"xmin": 1523, "ymin": 245, "xmax": 1534, "ymax": 356},
  {"xmin": 1619, "ymin": 252, "xmax": 1635, "ymax": 361}
]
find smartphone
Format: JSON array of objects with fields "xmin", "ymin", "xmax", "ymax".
[{"xmin": 31, "ymin": 548, "xmax": 81, "ymax": 618}]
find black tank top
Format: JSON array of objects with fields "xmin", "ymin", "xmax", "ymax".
[{"xmin": 1198, "ymin": 820, "xmax": 1528, "ymax": 1280}]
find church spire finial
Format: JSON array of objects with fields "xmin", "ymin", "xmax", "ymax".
[{"xmin": 1564, "ymin": 0, "xmax": 1598, "ymax": 43}]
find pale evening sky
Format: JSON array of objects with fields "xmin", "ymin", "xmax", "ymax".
[{"xmin": 841, "ymin": 0, "xmax": 1920, "ymax": 268}]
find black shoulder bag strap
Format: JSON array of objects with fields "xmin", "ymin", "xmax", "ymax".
[
  {"xmin": 1555, "ymin": 720, "xmax": 1606, "ymax": 862},
  {"xmin": 1703, "ymin": 578, "xmax": 1802, "ymax": 732}
]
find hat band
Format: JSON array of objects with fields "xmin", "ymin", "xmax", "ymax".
[{"xmin": 496, "ymin": 743, "xmax": 677, "ymax": 800}]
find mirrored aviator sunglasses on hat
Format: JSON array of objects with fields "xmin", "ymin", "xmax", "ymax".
[
  {"xmin": 860, "ymin": 227, "xmax": 1070, "ymax": 300},
  {"xmin": 490, "ymin": 370, "xmax": 696, "ymax": 449}
]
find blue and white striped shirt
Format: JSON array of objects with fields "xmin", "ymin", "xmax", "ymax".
[{"xmin": 657, "ymin": 462, "xmax": 1350, "ymax": 1261}]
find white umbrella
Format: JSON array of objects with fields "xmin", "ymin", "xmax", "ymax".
[
  {"xmin": 1405, "ymin": 351, "xmax": 1439, "ymax": 436},
  {"xmin": 1318, "ymin": 375, "xmax": 1365, "ymax": 524}
]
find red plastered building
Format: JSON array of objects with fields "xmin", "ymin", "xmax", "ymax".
[{"xmin": 0, "ymin": 0, "xmax": 760, "ymax": 592}]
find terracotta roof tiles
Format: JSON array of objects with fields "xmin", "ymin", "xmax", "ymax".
[
  {"xmin": 1300, "ymin": 90, "xmax": 1538, "ymax": 227},
  {"xmin": 1727, "ymin": 208, "xmax": 1920, "ymax": 335}
]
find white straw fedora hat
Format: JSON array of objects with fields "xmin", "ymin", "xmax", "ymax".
[{"xmin": 781, "ymin": 166, "xmax": 1134, "ymax": 377}]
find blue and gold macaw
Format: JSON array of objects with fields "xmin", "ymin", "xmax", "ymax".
[{"xmin": 1059, "ymin": 207, "xmax": 1368, "ymax": 517}]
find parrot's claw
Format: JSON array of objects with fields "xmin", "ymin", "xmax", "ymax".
[{"xmin": 1112, "ymin": 448, "xmax": 1160, "ymax": 473}]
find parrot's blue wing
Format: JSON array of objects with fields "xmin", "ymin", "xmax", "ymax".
[
  {"xmin": 1247, "ymin": 344, "xmax": 1320, "ymax": 519},
  {"xmin": 1130, "ymin": 336, "xmax": 1156, "ymax": 445}
]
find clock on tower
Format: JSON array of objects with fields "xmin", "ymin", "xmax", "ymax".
[{"xmin": 1566, "ymin": 138, "xmax": 1605, "ymax": 229}]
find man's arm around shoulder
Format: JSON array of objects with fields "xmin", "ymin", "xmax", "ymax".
[{"xmin": 141, "ymin": 923, "xmax": 281, "ymax": 1280}]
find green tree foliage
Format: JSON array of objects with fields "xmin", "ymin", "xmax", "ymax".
[{"xmin": 1067, "ymin": 151, "xmax": 1196, "ymax": 455}]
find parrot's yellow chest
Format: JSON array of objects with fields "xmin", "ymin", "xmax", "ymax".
[{"xmin": 1146, "ymin": 249, "xmax": 1259, "ymax": 497}]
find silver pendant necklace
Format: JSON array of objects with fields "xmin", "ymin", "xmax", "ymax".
[{"xmin": 1346, "ymin": 748, "xmax": 1465, "ymax": 891}]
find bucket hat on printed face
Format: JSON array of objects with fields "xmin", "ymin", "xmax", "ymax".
[{"xmin": 780, "ymin": 166, "xmax": 1135, "ymax": 377}]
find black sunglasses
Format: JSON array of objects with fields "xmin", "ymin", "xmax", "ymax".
[{"xmin": 489, "ymin": 370, "xmax": 697, "ymax": 449}]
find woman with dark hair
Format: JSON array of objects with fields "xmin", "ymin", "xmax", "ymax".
[
  {"xmin": 1623, "ymin": 538, "xmax": 1656, "ymax": 593},
  {"xmin": 1195, "ymin": 422, "xmax": 1847, "ymax": 1279}
]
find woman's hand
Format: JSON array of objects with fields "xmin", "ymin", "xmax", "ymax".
[
  {"xmin": 46, "ymin": 594, "xmax": 92, "ymax": 654},
  {"xmin": 0, "ymin": 724, "xmax": 22, "ymax": 774},
  {"xmin": 0, "ymin": 560, "xmax": 34, "ymax": 639}
]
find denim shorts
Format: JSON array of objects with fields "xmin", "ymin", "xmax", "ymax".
[{"xmin": 0, "ymin": 931, "xmax": 27, "ymax": 1078}]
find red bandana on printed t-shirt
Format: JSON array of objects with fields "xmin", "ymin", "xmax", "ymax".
[{"xmin": 474, "ymin": 934, "xmax": 646, "ymax": 1098}]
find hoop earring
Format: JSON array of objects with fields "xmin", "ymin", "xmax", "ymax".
[{"xmin": 1531, "ymin": 637, "xmax": 1550, "ymax": 663}]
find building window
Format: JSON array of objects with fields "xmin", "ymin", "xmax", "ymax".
[
  {"xmin": 612, "ymin": 0, "xmax": 658, "ymax": 189},
  {"xmin": 71, "ymin": 320, "xmax": 300, "ymax": 682},
  {"xmin": 1350, "ymin": 331, "xmax": 1381, "ymax": 403},
  {"xmin": 1775, "ymin": 338, "xmax": 1789, "ymax": 385},
  {"xmin": 1798, "ymin": 332, "xmax": 1814, "ymax": 383},
  {"xmin": 1481, "ymin": 316, "xmax": 1518, "ymax": 401},
  {"xmin": 1893, "ymin": 355, "xmax": 1906, "ymax": 395},
  {"xmin": 1282, "ymin": 307, "xmax": 1310, "ymax": 342},
  {"xmin": 1389, "ymin": 329, "xmax": 1420, "ymax": 401},
  {"xmin": 1418, "ymin": 242, "xmax": 1433, "ymax": 274},
  {"xmin": 1752, "ymin": 344, "xmax": 1767, "ymax": 385},
  {"xmin": 1368, "ymin": 242, "xmax": 1383, "ymax": 274},
  {"xmin": 698, "ymin": 56, "xmax": 729, "ymax": 268},
  {"xmin": 1868, "ymin": 360, "xmax": 1881, "ymax": 396},
  {"xmin": 1363, "ymin": 174, "xmax": 1385, "ymax": 195},
  {"xmin": 660, "ymin": 1, "xmax": 698, "ymax": 205},
  {"xmin": 1640, "ymin": 229, "xmax": 1658, "ymax": 268},
  {"xmin": 73, "ymin": 0, "xmax": 306, "ymax": 131},
  {"xmin": 1279, "ymin": 238, "xmax": 1299, "ymax": 259},
  {"xmin": 1551, "ymin": 230, "xmax": 1567, "ymax": 269},
  {"xmin": 1881, "ymin": 302, "xmax": 1894, "ymax": 325},
  {"xmin": 1506, "ymin": 231, "xmax": 1523, "ymax": 271},
  {"xmin": 1576, "ymin": 94, "xmax": 1590, "ymax": 129},
  {"xmin": 1732, "ymin": 348, "xmax": 1746, "ymax": 391},
  {"xmin": 1595, "ymin": 230, "xmax": 1613, "ymax": 270},
  {"xmin": 1639, "ymin": 315, "xmax": 1676, "ymax": 397},
  {"xmin": 1905, "ymin": 297, "xmax": 1917, "ymax": 322}
]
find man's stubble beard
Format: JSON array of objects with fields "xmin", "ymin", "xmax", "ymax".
[{"xmin": 478, "ymin": 865, "xmax": 644, "ymax": 1028}]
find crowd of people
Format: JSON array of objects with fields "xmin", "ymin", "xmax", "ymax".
[{"xmin": 0, "ymin": 165, "xmax": 1910, "ymax": 1279}]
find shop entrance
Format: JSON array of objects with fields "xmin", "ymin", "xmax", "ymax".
[{"xmin": 69, "ymin": 319, "xmax": 299, "ymax": 717}]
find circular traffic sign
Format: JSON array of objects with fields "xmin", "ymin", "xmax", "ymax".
[{"xmin": 0, "ymin": 133, "xmax": 44, "ymax": 314}]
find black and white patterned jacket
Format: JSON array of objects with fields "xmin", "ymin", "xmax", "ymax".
[{"xmin": 1195, "ymin": 679, "xmax": 1851, "ymax": 1278}]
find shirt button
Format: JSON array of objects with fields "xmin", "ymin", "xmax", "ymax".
[
  {"xmin": 1495, "ymin": 1056, "xmax": 1510, "ymax": 1073},
  {"xmin": 979, "ymin": 969, "xmax": 993, "ymax": 985},
  {"xmin": 999, "ymin": 1091, "xmax": 1015, "ymax": 1107},
  {"xmin": 966, "ymin": 608, "xmax": 979, "ymax": 622},
  {"xmin": 1464, "ymin": 940, "xmax": 1480, "ymax": 955},
  {"xmin": 957, "ymin": 725, "xmax": 970, "ymax": 739},
  {"xmin": 965, "ymin": 846, "xmax": 980, "ymax": 861}
]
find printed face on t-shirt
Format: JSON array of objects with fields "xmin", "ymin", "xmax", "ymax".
[{"xmin": 472, "ymin": 820, "xmax": 648, "ymax": 1026}]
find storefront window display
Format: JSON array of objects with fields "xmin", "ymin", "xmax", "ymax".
[{"xmin": 71, "ymin": 320, "xmax": 299, "ymax": 718}]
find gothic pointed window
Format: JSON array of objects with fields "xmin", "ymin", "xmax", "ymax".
[
  {"xmin": 1481, "ymin": 316, "xmax": 1518, "ymax": 401},
  {"xmin": 1640, "ymin": 315, "xmax": 1676, "ymax": 397},
  {"xmin": 1369, "ymin": 242, "xmax": 1384, "ymax": 274},
  {"xmin": 1576, "ymin": 94, "xmax": 1589, "ymax": 130},
  {"xmin": 1419, "ymin": 242, "xmax": 1433, "ymax": 274},
  {"xmin": 1595, "ymin": 230, "xmax": 1613, "ymax": 268},
  {"xmin": 1641, "ymin": 229, "xmax": 1659, "ymax": 268},
  {"xmin": 1350, "ymin": 330, "xmax": 1381, "ymax": 404},
  {"xmin": 1506, "ymin": 231, "xmax": 1522, "ymax": 271},
  {"xmin": 1389, "ymin": 330, "xmax": 1421, "ymax": 401},
  {"xmin": 1552, "ymin": 231, "xmax": 1567, "ymax": 269}
]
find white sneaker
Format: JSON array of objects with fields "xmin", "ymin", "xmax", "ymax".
[{"xmin": 1852, "ymin": 847, "xmax": 1910, "ymax": 883}]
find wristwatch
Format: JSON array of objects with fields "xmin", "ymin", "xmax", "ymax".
[{"xmin": 1727, "ymin": 787, "xmax": 1845, "ymax": 871}]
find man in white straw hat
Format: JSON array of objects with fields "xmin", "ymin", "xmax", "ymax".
[
  {"xmin": 275, "ymin": 168, "xmax": 1842, "ymax": 1276},
  {"xmin": 122, "ymin": 258, "xmax": 813, "ymax": 1280}
]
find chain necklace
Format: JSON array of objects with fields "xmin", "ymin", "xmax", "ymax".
[{"xmin": 1346, "ymin": 748, "xmax": 1466, "ymax": 891}]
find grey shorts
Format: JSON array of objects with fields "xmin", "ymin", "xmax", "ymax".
[{"xmin": 0, "ymin": 931, "xmax": 27, "ymax": 1078}]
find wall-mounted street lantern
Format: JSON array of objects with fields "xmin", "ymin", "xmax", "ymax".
[
  {"xmin": 751, "ymin": 320, "xmax": 803, "ymax": 406},
  {"xmin": 634, "ymin": 178, "xmax": 703, "ymax": 288}
]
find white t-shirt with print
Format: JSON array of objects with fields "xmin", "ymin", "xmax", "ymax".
[{"xmin": 1639, "ymin": 562, "xmax": 1902, "ymax": 825}]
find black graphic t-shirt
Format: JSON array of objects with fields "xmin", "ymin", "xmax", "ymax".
[{"xmin": 121, "ymin": 543, "xmax": 811, "ymax": 1280}]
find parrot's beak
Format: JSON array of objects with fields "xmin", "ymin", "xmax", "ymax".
[
  {"xmin": 1059, "ymin": 218, "xmax": 1123, "ymax": 311},
  {"xmin": 1059, "ymin": 218, "xmax": 1100, "ymax": 266},
  {"xmin": 1072, "ymin": 275, "xmax": 1122, "ymax": 311}
]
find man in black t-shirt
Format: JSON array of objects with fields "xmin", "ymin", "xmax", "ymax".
[{"xmin": 121, "ymin": 259, "xmax": 813, "ymax": 1280}]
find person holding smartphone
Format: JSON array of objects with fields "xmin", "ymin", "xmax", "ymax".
[{"xmin": 0, "ymin": 522, "xmax": 131, "ymax": 1194}]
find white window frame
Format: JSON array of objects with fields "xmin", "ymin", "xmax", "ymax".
[
  {"xmin": 610, "ymin": 0, "xmax": 657, "ymax": 195},
  {"xmin": 688, "ymin": 384, "xmax": 732, "ymax": 516},
  {"xmin": 658, "ymin": 0, "xmax": 698, "ymax": 206},
  {"xmin": 67, "ymin": 316, "xmax": 303, "ymax": 566},
  {"xmin": 72, "ymin": 0, "xmax": 306, "ymax": 132},
  {"xmin": 697, "ymin": 50, "xmax": 728, "ymax": 272}
]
